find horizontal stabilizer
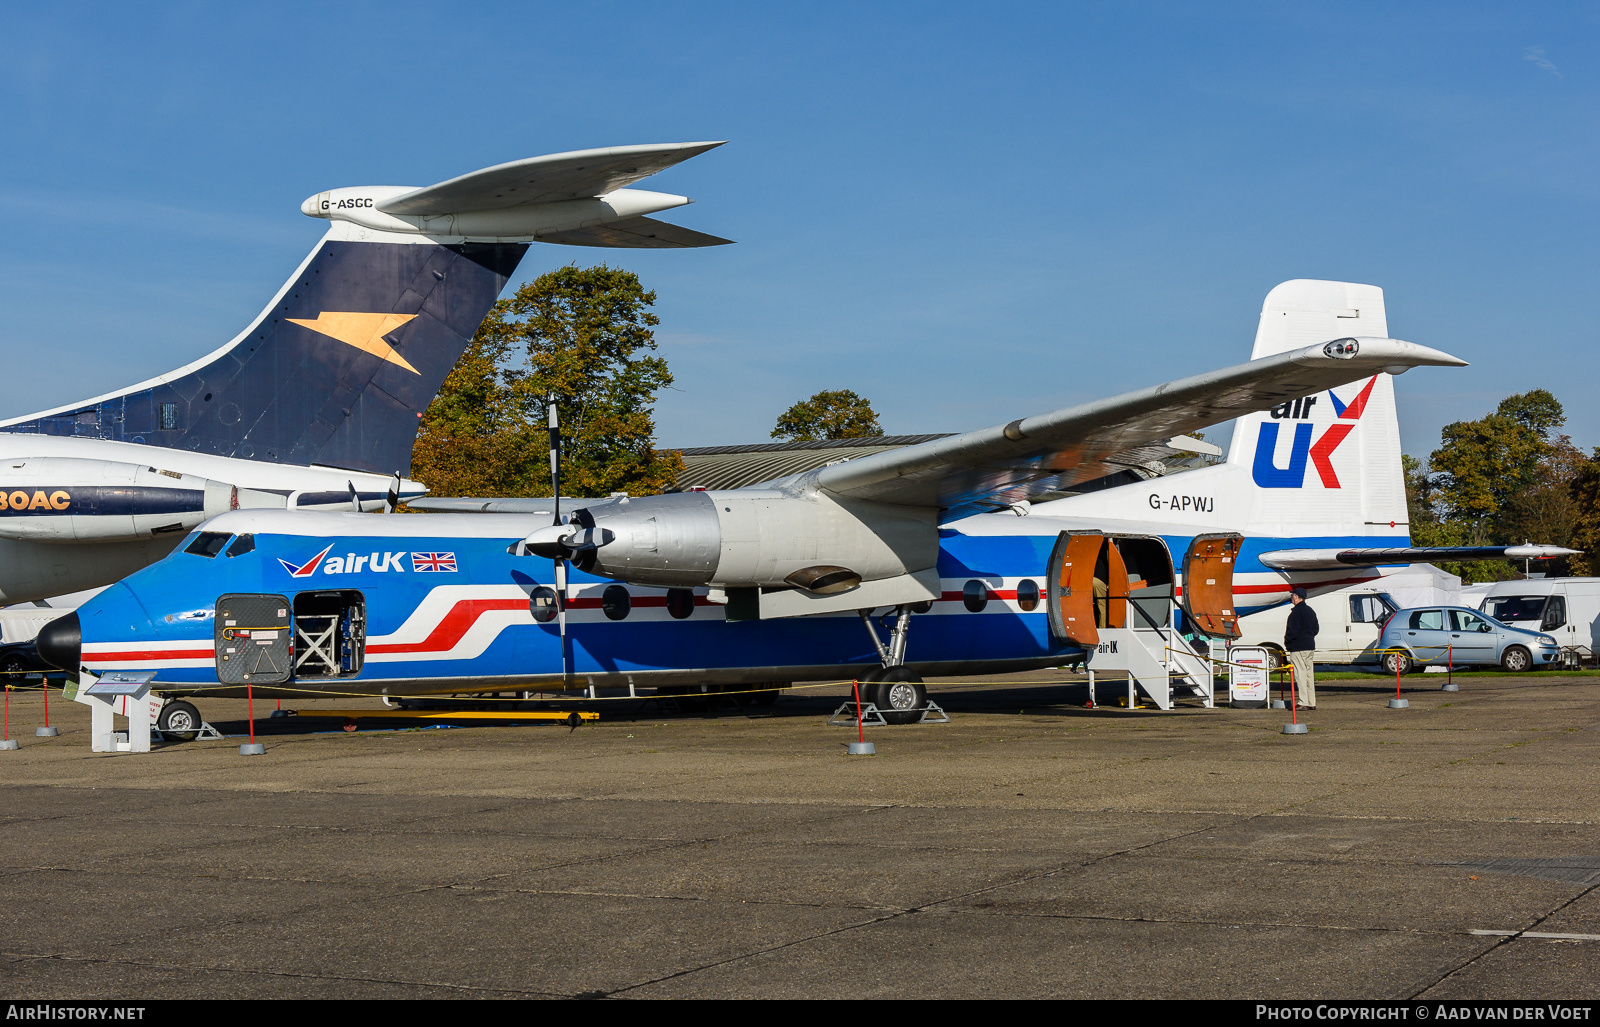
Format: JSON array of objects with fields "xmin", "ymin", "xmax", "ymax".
[
  {"xmin": 539, "ymin": 216, "xmax": 733, "ymax": 248},
  {"xmin": 377, "ymin": 142, "xmax": 726, "ymax": 217},
  {"xmin": 1259, "ymin": 545, "xmax": 1580, "ymax": 570}
]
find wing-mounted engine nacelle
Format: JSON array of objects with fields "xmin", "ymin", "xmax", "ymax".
[
  {"xmin": 0, "ymin": 458, "xmax": 282, "ymax": 543},
  {"xmin": 514, "ymin": 489, "xmax": 937, "ymax": 591}
]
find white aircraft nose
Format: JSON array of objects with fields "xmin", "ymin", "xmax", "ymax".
[{"xmin": 300, "ymin": 193, "xmax": 325, "ymax": 218}]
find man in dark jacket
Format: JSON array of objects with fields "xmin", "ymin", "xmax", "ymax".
[{"xmin": 1284, "ymin": 586, "xmax": 1319, "ymax": 709}]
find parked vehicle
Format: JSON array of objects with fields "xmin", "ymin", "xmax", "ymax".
[
  {"xmin": 1233, "ymin": 587, "xmax": 1399, "ymax": 667},
  {"xmin": 0, "ymin": 639, "xmax": 66, "ymax": 680},
  {"xmin": 1476, "ymin": 578, "xmax": 1600, "ymax": 662},
  {"xmin": 1376, "ymin": 606, "xmax": 1560, "ymax": 674}
]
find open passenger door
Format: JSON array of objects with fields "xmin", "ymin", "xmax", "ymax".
[
  {"xmin": 1046, "ymin": 532, "xmax": 1129, "ymax": 646},
  {"xmin": 1180, "ymin": 534, "xmax": 1243, "ymax": 639}
]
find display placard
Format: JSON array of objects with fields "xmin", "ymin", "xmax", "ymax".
[{"xmin": 1228, "ymin": 645, "xmax": 1269, "ymax": 709}]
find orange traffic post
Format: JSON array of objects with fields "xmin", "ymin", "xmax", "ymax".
[
  {"xmin": 240, "ymin": 683, "xmax": 265, "ymax": 755},
  {"xmin": 1, "ymin": 684, "xmax": 15, "ymax": 750},
  {"xmin": 1389, "ymin": 653, "xmax": 1410, "ymax": 708},
  {"xmin": 36, "ymin": 678, "xmax": 57, "ymax": 737},
  {"xmin": 1281, "ymin": 662, "xmax": 1307, "ymax": 734},
  {"xmin": 1442, "ymin": 644, "xmax": 1459, "ymax": 692},
  {"xmin": 847, "ymin": 679, "xmax": 874, "ymax": 755}
]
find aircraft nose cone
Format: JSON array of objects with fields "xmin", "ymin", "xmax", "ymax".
[
  {"xmin": 300, "ymin": 193, "xmax": 324, "ymax": 218},
  {"xmin": 36, "ymin": 611, "xmax": 81, "ymax": 673}
]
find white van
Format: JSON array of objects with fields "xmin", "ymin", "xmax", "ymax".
[
  {"xmin": 1476, "ymin": 578, "xmax": 1600, "ymax": 659},
  {"xmin": 1232, "ymin": 587, "xmax": 1399, "ymax": 667}
]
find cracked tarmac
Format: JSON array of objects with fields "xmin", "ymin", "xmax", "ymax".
[{"xmin": 2, "ymin": 669, "xmax": 1598, "ymax": 999}]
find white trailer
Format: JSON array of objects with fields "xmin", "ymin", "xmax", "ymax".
[{"xmin": 1477, "ymin": 578, "xmax": 1600, "ymax": 660}]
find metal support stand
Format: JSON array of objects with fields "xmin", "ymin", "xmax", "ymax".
[{"xmin": 1085, "ymin": 668, "xmax": 1095, "ymax": 708}]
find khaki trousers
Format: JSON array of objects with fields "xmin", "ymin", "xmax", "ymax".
[{"xmin": 1288, "ymin": 650, "xmax": 1316, "ymax": 707}]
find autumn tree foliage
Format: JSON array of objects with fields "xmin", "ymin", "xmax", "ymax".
[
  {"xmin": 771, "ymin": 389, "xmax": 884, "ymax": 442},
  {"xmin": 1409, "ymin": 389, "xmax": 1584, "ymax": 580},
  {"xmin": 410, "ymin": 265, "xmax": 683, "ymax": 500}
]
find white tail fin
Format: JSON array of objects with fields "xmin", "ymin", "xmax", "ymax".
[
  {"xmin": 1036, "ymin": 280, "xmax": 1410, "ymax": 544},
  {"xmin": 1225, "ymin": 280, "xmax": 1407, "ymax": 539}
]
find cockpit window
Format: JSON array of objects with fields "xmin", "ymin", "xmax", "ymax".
[
  {"xmin": 184, "ymin": 532, "xmax": 232, "ymax": 558},
  {"xmin": 225, "ymin": 534, "xmax": 256, "ymax": 558}
]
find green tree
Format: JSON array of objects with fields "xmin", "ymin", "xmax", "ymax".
[
  {"xmin": 1567, "ymin": 448, "xmax": 1600, "ymax": 577},
  {"xmin": 1421, "ymin": 389, "xmax": 1570, "ymax": 581},
  {"xmin": 411, "ymin": 265, "xmax": 684, "ymax": 499},
  {"xmin": 772, "ymin": 389, "xmax": 884, "ymax": 442}
]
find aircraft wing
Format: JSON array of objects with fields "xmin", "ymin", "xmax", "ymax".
[
  {"xmin": 815, "ymin": 336, "xmax": 1467, "ymax": 514},
  {"xmin": 539, "ymin": 216, "xmax": 733, "ymax": 248},
  {"xmin": 377, "ymin": 142, "xmax": 726, "ymax": 217},
  {"xmin": 1258, "ymin": 545, "xmax": 1579, "ymax": 570}
]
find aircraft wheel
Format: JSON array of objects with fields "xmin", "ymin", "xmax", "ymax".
[
  {"xmin": 1500, "ymin": 645, "xmax": 1532, "ymax": 674},
  {"xmin": 871, "ymin": 668, "xmax": 927, "ymax": 725},
  {"xmin": 1262, "ymin": 646, "xmax": 1286, "ymax": 672},
  {"xmin": 157, "ymin": 700, "xmax": 203, "ymax": 743},
  {"xmin": 746, "ymin": 686, "xmax": 781, "ymax": 706},
  {"xmin": 1382, "ymin": 650, "xmax": 1413, "ymax": 676},
  {"xmin": 1, "ymin": 654, "xmax": 27, "ymax": 678}
]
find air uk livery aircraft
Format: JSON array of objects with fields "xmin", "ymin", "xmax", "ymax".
[
  {"xmin": 38, "ymin": 281, "xmax": 1574, "ymax": 730},
  {"xmin": 0, "ymin": 143, "xmax": 727, "ymax": 604}
]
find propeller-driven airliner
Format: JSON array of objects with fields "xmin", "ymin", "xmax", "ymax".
[{"xmin": 37, "ymin": 280, "xmax": 1576, "ymax": 733}]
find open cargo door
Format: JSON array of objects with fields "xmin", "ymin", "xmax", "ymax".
[{"xmin": 1180, "ymin": 534, "xmax": 1243, "ymax": 639}]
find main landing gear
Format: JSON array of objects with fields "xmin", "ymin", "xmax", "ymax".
[{"xmin": 858, "ymin": 606, "xmax": 929, "ymax": 725}]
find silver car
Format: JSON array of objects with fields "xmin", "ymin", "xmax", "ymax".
[{"xmin": 1377, "ymin": 605, "xmax": 1560, "ymax": 674}]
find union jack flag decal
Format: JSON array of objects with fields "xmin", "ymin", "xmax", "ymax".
[{"xmin": 410, "ymin": 552, "xmax": 458, "ymax": 572}]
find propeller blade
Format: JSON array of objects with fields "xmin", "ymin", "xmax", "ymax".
[
  {"xmin": 347, "ymin": 480, "xmax": 361, "ymax": 513},
  {"xmin": 385, "ymin": 473, "xmax": 400, "ymax": 514}
]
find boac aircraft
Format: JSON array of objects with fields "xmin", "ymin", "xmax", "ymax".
[
  {"xmin": 38, "ymin": 280, "xmax": 1574, "ymax": 733},
  {"xmin": 0, "ymin": 142, "xmax": 727, "ymax": 604}
]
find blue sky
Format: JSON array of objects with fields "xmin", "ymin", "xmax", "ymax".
[{"xmin": 1, "ymin": 2, "xmax": 1595, "ymax": 458}]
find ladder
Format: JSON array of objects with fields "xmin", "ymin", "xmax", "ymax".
[{"xmin": 1083, "ymin": 602, "xmax": 1216, "ymax": 711}]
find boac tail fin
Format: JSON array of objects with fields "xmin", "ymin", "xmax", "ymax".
[{"xmin": 0, "ymin": 222, "xmax": 526, "ymax": 477}]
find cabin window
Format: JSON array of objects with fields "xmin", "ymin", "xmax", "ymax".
[
  {"xmin": 963, "ymin": 580, "xmax": 989, "ymax": 613},
  {"xmin": 225, "ymin": 534, "xmax": 255, "ymax": 558},
  {"xmin": 666, "ymin": 588, "xmax": 695, "ymax": 620},
  {"xmin": 185, "ymin": 532, "xmax": 231, "ymax": 558},
  {"xmin": 292, "ymin": 590, "xmax": 366, "ymax": 677},
  {"xmin": 530, "ymin": 587, "xmax": 559, "ymax": 623},
  {"xmin": 1016, "ymin": 579, "xmax": 1041, "ymax": 612},
  {"xmin": 602, "ymin": 585, "xmax": 632, "ymax": 621}
]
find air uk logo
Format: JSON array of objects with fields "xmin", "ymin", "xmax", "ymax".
[
  {"xmin": 277, "ymin": 544, "xmax": 335, "ymax": 577},
  {"xmin": 1251, "ymin": 376, "xmax": 1378, "ymax": 489},
  {"xmin": 278, "ymin": 545, "xmax": 414, "ymax": 576}
]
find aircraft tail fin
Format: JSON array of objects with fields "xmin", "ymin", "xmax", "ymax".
[
  {"xmin": 0, "ymin": 223, "xmax": 527, "ymax": 476},
  {"xmin": 1225, "ymin": 280, "xmax": 1409, "ymax": 540}
]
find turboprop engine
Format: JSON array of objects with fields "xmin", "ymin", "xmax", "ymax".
[
  {"xmin": 515, "ymin": 488, "xmax": 937, "ymax": 594},
  {"xmin": 0, "ymin": 458, "xmax": 281, "ymax": 543}
]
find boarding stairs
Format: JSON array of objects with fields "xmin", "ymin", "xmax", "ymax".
[{"xmin": 1084, "ymin": 602, "xmax": 1216, "ymax": 710}]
